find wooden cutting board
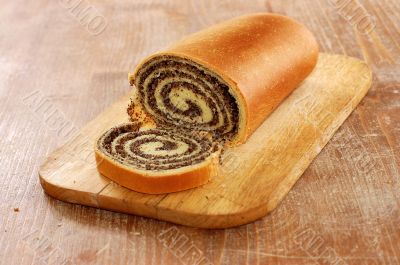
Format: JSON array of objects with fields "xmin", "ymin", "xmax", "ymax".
[{"xmin": 39, "ymin": 53, "xmax": 372, "ymax": 228}]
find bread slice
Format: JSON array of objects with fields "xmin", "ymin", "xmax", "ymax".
[{"xmin": 94, "ymin": 123, "xmax": 220, "ymax": 194}]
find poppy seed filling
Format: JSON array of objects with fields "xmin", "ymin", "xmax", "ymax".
[
  {"xmin": 97, "ymin": 123, "xmax": 215, "ymax": 171},
  {"xmin": 134, "ymin": 55, "xmax": 240, "ymax": 141}
]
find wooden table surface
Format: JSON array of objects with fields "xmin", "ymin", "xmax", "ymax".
[{"xmin": 1, "ymin": 0, "xmax": 399, "ymax": 264}]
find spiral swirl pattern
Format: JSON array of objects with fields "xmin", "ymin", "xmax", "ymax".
[
  {"xmin": 97, "ymin": 123, "xmax": 216, "ymax": 171},
  {"xmin": 133, "ymin": 55, "xmax": 240, "ymax": 140}
]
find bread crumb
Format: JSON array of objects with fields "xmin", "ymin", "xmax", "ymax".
[
  {"xmin": 13, "ymin": 208, "xmax": 19, "ymax": 212},
  {"xmin": 127, "ymin": 98, "xmax": 155, "ymax": 126}
]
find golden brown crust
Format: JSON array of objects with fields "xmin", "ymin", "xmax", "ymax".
[
  {"xmin": 95, "ymin": 148, "xmax": 218, "ymax": 194},
  {"xmin": 131, "ymin": 13, "xmax": 319, "ymax": 145}
]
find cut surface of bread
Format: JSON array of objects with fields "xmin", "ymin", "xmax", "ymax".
[{"xmin": 132, "ymin": 55, "xmax": 240, "ymax": 142}]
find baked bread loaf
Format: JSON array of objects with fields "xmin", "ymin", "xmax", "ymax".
[
  {"xmin": 96, "ymin": 13, "xmax": 319, "ymax": 194},
  {"xmin": 130, "ymin": 13, "xmax": 319, "ymax": 145},
  {"xmin": 95, "ymin": 123, "xmax": 220, "ymax": 194}
]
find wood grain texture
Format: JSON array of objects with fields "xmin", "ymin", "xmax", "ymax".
[
  {"xmin": 0, "ymin": 0, "xmax": 399, "ymax": 264},
  {"xmin": 39, "ymin": 53, "xmax": 372, "ymax": 229}
]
